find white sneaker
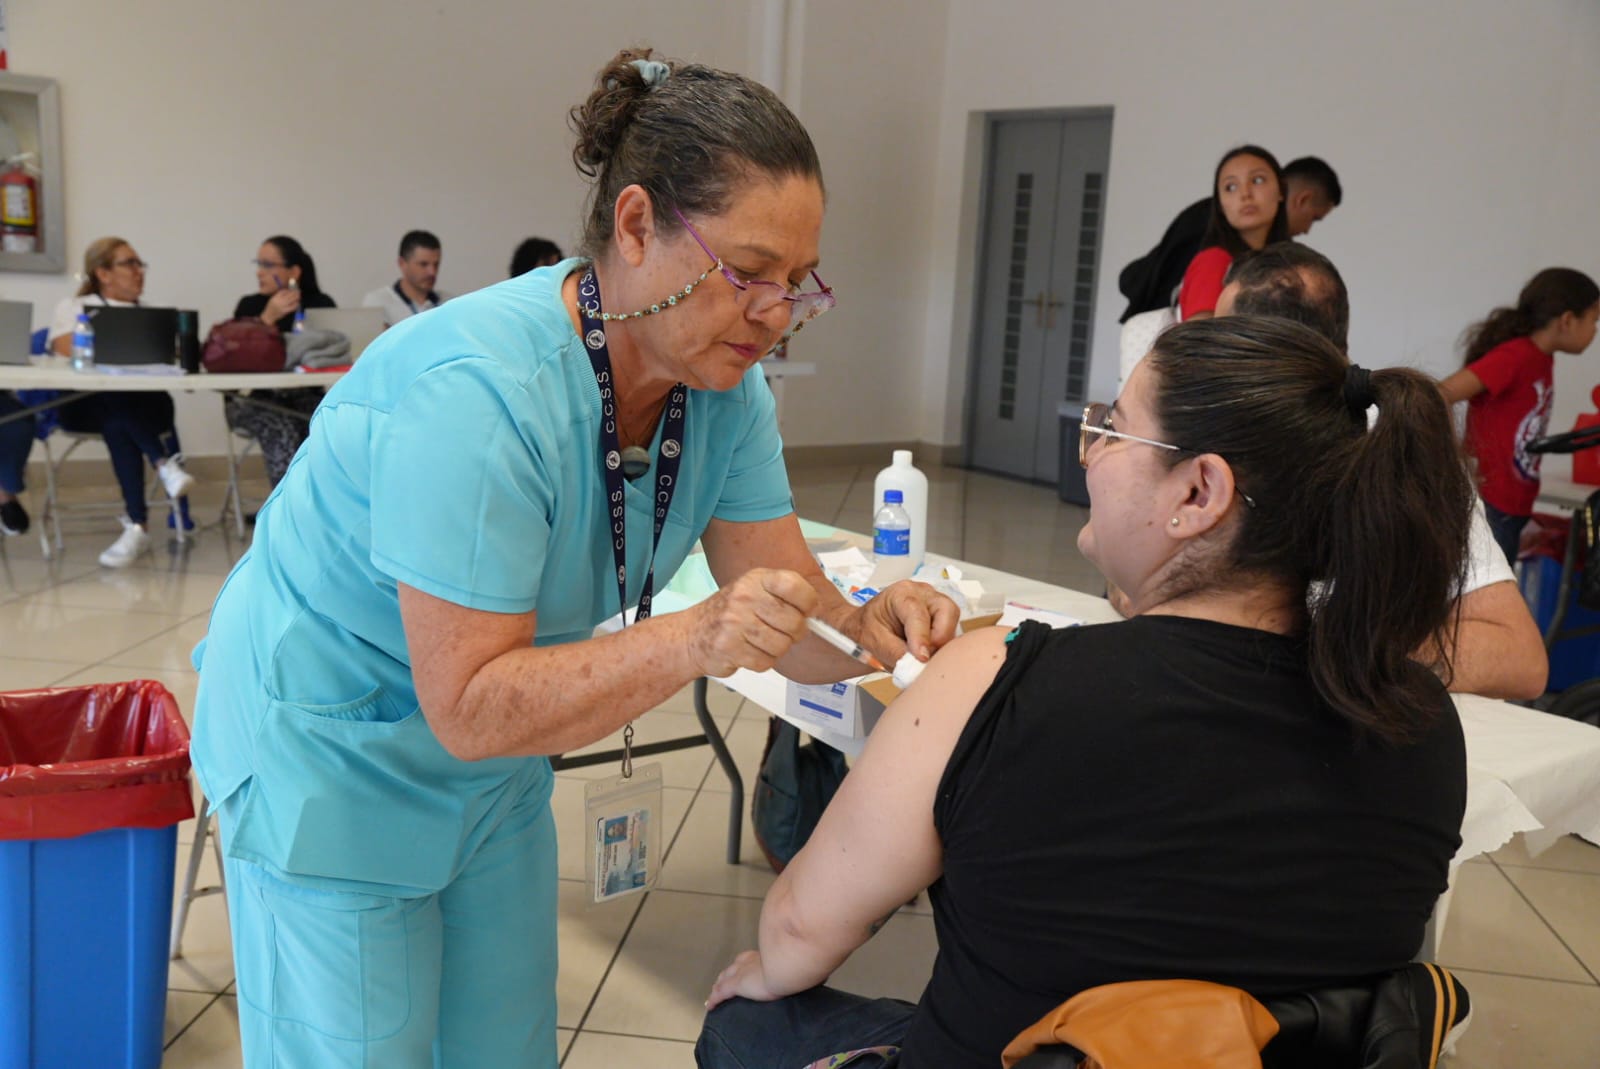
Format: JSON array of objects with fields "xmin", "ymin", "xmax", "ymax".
[
  {"xmin": 158, "ymin": 455, "xmax": 195, "ymax": 499},
  {"xmin": 99, "ymin": 517, "xmax": 151, "ymax": 568}
]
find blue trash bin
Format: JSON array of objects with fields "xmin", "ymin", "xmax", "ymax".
[{"xmin": 0, "ymin": 681, "xmax": 193, "ymax": 1069}]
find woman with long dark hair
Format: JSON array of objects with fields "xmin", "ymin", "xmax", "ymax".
[
  {"xmin": 1178, "ymin": 145, "xmax": 1290, "ymax": 320},
  {"xmin": 1440, "ymin": 267, "xmax": 1600, "ymax": 563},
  {"xmin": 702, "ymin": 317, "xmax": 1473, "ymax": 1069},
  {"xmin": 223, "ymin": 234, "xmax": 338, "ymax": 490}
]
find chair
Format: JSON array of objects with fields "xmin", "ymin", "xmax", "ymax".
[
  {"xmin": 1005, "ymin": 965, "xmax": 1472, "ymax": 1069},
  {"xmin": 169, "ymin": 795, "xmax": 227, "ymax": 960},
  {"xmin": 36, "ymin": 427, "xmax": 185, "ymax": 558},
  {"xmin": 220, "ymin": 423, "xmax": 261, "ymax": 538}
]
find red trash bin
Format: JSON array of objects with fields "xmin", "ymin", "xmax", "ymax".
[{"xmin": 0, "ymin": 680, "xmax": 194, "ymax": 1069}]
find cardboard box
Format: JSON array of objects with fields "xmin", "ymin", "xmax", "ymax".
[{"xmin": 785, "ymin": 679, "xmax": 888, "ymax": 738}]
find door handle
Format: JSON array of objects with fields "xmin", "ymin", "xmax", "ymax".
[
  {"xmin": 1021, "ymin": 292, "xmax": 1045, "ymax": 328},
  {"xmin": 1043, "ymin": 293, "xmax": 1065, "ymax": 330}
]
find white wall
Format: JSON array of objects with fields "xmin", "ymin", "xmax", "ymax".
[
  {"xmin": 9, "ymin": 0, "xmax": 1600, "ymax": 470},
  {"xmin": 1, "ymin": 0, "xmax": 756, "ymax": 456},
  {"xmin": 922, "ymin": 0, "xmax": 1600, "ymax": 479}
]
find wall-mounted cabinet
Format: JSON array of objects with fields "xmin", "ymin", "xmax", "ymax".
[{"xmin": 0, "ymin": 73, "xmax": 64, "ymax": 273}]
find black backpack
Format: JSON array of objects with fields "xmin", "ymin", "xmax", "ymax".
[{"xmin": 751, "ymin": 718, "xmax": 848, "ymax": 873}]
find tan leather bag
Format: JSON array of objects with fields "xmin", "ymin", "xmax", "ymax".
[{"xmin": 1001, "ymin": 979, "xmax": 1280, "ymax": 1069}]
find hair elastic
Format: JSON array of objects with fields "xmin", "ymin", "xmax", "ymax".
[
  {"xmin": 1343, "ymin": 364, "xmax": 1376, "ymax": 417},
  {"xmin": 608, "ymin": 58, "xmax": 671, "ymax": 89}
]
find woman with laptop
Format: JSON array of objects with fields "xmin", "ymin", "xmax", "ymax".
[
  {"xmin": 47, "ymin": 236, "xmax": 195, "ymax": 568},
  {"xmin": 223, "ymin": 234, "xmax": 336, "ymax": 493}
]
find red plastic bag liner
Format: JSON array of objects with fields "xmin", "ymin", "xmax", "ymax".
[{"xmin": 0, "ymin": 680, "xmax": 194, "ymax": 839}]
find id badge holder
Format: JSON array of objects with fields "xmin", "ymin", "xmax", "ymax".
[{"xmin": 584, "ymin": 760, "xmax": 663, "ymax": 904}]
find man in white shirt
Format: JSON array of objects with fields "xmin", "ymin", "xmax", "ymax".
[{"xmin": 362, "ymin": 230, "xmax": 450, "ymax": 327}]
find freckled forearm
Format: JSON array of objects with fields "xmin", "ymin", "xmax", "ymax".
[{"xmin": 437, "ymin": 614, "xmax": 702, "ymax": 759}]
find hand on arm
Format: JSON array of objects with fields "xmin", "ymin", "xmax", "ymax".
[
  {"xmin": 706, "ymin": 627, "xmax": 1010, "ymax": 1008},
  {"xmin": 701, "ymin": 515, "xmax": 959, "ymax": 684}
]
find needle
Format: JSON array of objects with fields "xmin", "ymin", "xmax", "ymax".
[{"xmin": 805, "ymin": 616, "xmax": 889, "ymax": 674}]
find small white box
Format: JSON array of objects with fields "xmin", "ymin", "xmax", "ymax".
[{"xmin": 785, "ymin": 679, "xmax": 889, "ymax": 738}]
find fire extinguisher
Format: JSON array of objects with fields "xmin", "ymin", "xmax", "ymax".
[{"xmin": 0, "ymin": 153, "xmax": 39, "ymax": 254}]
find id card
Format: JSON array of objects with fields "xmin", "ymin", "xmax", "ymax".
[{"xmin": 584, "ymin": 762, "xmax": 663, "ymax": 904}]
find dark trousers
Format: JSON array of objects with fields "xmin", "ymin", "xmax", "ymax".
[
  {"xmin": 1482, "ymin": 498, "xmax": 1530, "ymax": 569},
  {"xmin": 696, "ymin": 988, "xmax": 915, "ymax": 1069},
  {"xmin": 58, "ymin": 392, "xmax": 180, "ymax": 526},
  {"xmin": 0, "ymin": 393, "xmax": 35, "ymax": 494},
  {"xmin": 224, "ymin": 389, "xmax": 321, "ymax": 487}
]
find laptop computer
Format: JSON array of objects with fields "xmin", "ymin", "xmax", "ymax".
[
  {"xmin": 303, "ymin": 307, "xmax": 387, "ymax": 362},
  {"xmin": 85, "ymin": 306, "xmax": 180, "ymax": 366},
  {"xmin": 0, "ymin": 300, "xmax": 33, "ymax": 365}
]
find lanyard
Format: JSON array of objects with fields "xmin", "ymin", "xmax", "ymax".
[{"xmin": 576, "ymin": 267, "xmax": 688, "ymax": 629}]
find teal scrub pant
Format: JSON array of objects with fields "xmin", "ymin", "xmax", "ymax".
[{"xmin": 219, "ymin": 789, "xmax": 559, "ymax": 1067}]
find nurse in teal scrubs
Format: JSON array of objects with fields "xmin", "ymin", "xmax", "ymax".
[{"xmin": 190, "ymin": 47, "xmax": 958, "ymax": 1069}]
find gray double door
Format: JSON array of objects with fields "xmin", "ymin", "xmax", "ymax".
[{"xmin": 968, "ymin": 113, "xmax": 1112, "ymax": 484}]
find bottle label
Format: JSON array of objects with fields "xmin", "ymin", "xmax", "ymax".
[
  {"xmin": 873, "ymin": 527, "xmax": 910, "ymax": 556},
  {"xmin": 72, "ymin": 330, "xmax": 90, "ymax": 350}
]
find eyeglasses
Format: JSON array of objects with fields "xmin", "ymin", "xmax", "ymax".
[
  {"xmin": 671, "ymin": 207, "xmax": 836, "ymax": 339},
  {"xmin": 112, "ymin": 258, "xmax": 147, "ymax": 271},
  {"xmin": 1079, "ymin": 402, "xmax": 1186, "ymax": 467},
  {"xmin": 1079, "ymin": 401, "xmax": 1257, "ymax": 508},
  {"xmin": 251, "ymin": 259, "xmax": 288, "ymax": 270}
]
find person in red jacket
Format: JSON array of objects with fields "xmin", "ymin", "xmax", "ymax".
[
  {"xmin": 1440, "ymin": 267, "xmax": 1600, "ymax": 564},
  {"xmin": 1178, "ymin": 144, "xmax": 1290, "ymax": 321}
]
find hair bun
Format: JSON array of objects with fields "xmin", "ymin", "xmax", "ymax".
[{"xmin": 570, "ymin": 48, "xmax": 662, "ymax": 177}]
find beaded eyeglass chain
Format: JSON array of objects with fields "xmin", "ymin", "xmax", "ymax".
[{"xmin": 587, "ymin": 262, "xmax": 720, "ymax": 322}]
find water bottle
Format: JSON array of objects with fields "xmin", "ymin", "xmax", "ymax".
[
  {"xmin": 292, "ymin": 307, "xmax": 306, "ymax": 334},
  {"xmin": 872, "ymin": 450, "xmax": 928, "ymax": 571},
  {"xmin": 70, "ymin": 312, "xmax": 94, "ymax": 372},
  {"xmin": 872, "ymin": 489, "xmax": 915, "ymax": 585}
]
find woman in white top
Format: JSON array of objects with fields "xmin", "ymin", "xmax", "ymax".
[{"xmin": 47, "ymin": 237, "xmax": 194, "ymax": 567}]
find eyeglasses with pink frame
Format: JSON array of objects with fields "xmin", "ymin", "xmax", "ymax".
[{"xmin": 671, "ymin": 206, "xmax": 835, "ymax": 338}]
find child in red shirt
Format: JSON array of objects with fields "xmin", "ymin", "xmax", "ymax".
[
  {"xmin": 1441, "ymin": 268, "xmax": 1600, "ymax": 564},
  {"xmin": 1179, "ymin": 145, "xmax": 1290, "ymax": 320}
]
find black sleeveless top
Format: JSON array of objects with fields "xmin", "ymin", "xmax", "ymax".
[{"xmin": 898, "ymin": 617, "xmax": 1465, "ymax": 1069}]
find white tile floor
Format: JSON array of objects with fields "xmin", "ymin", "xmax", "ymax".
[{"xmin": 2, "ymin": 463, "xmax": 1598, "ymax": 1066}]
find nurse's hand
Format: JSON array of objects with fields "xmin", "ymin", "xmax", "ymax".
[
  {"xmin": 688, "ymin": 568, "xmax": 816, "ymax": 678},
  {"xmin": 852, "ymin": 580, "xmax": 960, "ymax": 666}
]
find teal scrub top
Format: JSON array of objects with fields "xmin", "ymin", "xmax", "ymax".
[{"xmin": 190, "ymin": 260, "xmax": 793, "ymax": 894}]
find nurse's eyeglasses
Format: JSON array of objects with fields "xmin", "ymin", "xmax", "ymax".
[
  {"xmin": 1079, "ymin": 401, "xmax": 1257, "ymax": 508},
  {"xmin": 672, "ymin": 207, "xmax": 836, "ymax": 339}
]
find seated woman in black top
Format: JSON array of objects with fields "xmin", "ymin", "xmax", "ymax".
[
  {"xmin": 698, "ymin": 317, "xmax": 1473, "ymax": 1069},
  {"xmin": 224, "ymin": 234, "xmax": 336, "ymax": 490}
]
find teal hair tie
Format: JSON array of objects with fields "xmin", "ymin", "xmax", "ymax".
[{"xmin": 629, "ymin": 59, "xmax": 671, "ymax": 87}]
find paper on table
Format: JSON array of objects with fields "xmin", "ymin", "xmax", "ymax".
[
  {"xmin": 93, "ymin": 364, "xmax": 186, "ymax": 376},
  {"xmin": 996, "ymin": 601, "xmax": 1084, "ymax": 630}
]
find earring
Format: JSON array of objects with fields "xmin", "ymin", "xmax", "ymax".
[{"xmin": 1170, "ymin": 517, "xmax": 1180, "ymax": 527}]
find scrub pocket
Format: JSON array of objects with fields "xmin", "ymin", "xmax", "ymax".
[
  {"xmin": 237, "ymin": 860, "xmax": 432, "ymax": 1044},
  {"xmin": 232, "ymin": 688, "xmax": 469, "ymax": 892}
]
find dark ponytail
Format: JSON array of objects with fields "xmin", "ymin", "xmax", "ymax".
[
  {"xmin": 1146, "ymin": 317, "xmax": 1473, "ymax": 744},
  {"xmin": 568, "ymin": 46, "xmax": 822, "ymax": 257},
  {"xmin": 262, "ymin": 235, "xmax": 326, "ymax": 303},
  {"xmin": 1461, "ymin": 267, "xmax": 1600, "ymax": 367}
]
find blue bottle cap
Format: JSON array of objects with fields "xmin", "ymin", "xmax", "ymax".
[{"xmin": 884, "ymin": 489, "xmax": 903, "ymax": 504}]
